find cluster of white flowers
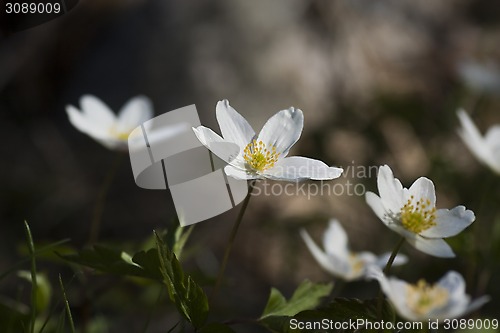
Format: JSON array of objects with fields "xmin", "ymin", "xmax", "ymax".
[{"xmin": 66, "ymin": 96, "xmax": 491, "ymax": 323}]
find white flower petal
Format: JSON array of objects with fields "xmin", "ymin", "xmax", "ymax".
[
  {"xmin": 300, "ymin": 229, "xmax": 352, "ymax": 280},
  {"xmin": 407, "ymin": 177, "xmax": 436, "ymax": 207},
  {"xmin": 462, "ymin": 296, "xmax": 490, "ymax": 317},
  {"xmin": 420, "ymin": 206, "xmax": 475, "ymax": 238},
  {"xmin": 216, "ymin": 100, "xmax": 255, "ymax": 149},
  {"xmin": 193, "ymin": 126, "xmax": 242, "ymax": 165},
  {"xmin": 66, "ymin": 105, "xmax": 114, "ymax": 143},
  {"xmin": 407, "ymin": 235, "xmax": 455, "ymax": 258},
  {"xmin": 322, "ymin": 219, "xmax": 349, "ymax": 258},
  {"xmin": 365, "ymin": 191, "xmax": 390, "ymax": 226},
  {"xmin": 224, "ymin": 165, "xmax": 256, "ymax": 180},
  {"xmin": 457, "ymin": 109, "xmax": 500, "ymax": 172},
  {"xmin": 80, "ymin": 95, "xmax": 116, "ymax": 127},
  {"xmin": 366, "ymin": 267, "xmax": 418, "ymax": 321},
  {"xmin": 264, "ymin": 156, "xmax": 342, "ymax": 181},
  {"xmin": 377, "ymin": 165, "xmax": 405, "ymax": 213},
  {"xmin": 437, "ymin": 271, "xmax": 466, "ymax": 300},
  {"xmin": 256, "ymin": 107, "xmax": 303, "ymax": 156},
  {"xmin": 117, "ymin": 96, "xmax": 153, "ymax": 133}
]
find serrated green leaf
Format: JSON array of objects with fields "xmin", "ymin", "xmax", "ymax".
[
  {"xmin": 199, "ymin": 322, "xmax": 237, "ymax": 333},
  {"xmin": 154, "ymin": 230, "xmax": 208, "ymax": 329},
  {"xmin": 261, "ymin": 280, "xmax": 333, "ymax": 319}
]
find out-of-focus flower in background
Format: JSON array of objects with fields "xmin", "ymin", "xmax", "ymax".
[
  {"xmin": 66, "ymin": 95, "xmax": 153, "ymax": 151},
  {"xmin": 300, "ymin": 219, "xmax": 407, "ymax": 281},
  {"xmin": 365, "ymin": 165, "xmax": 475, "ymax": 258},
  {"xmin": 457, "ymin": 109, "xmax": 500, "ymax": 174},
  {"xmin": 369, "ymin": 266, "xmax": 489, "ymax": 321},
  {"xmin": 193, "ymin": 99, "xmax": 343, "ymax": 181}
]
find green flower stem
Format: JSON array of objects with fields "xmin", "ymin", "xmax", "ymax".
[
  {"xmin": 211, "ymin": 180, "xmax": 256, "ymax": 301},
  {"xmin": 383, "ymin": 236, "xmax": 405, "ymax": 275},
  {"xmin": 23, "ymin": 221, "xmax": 37, "ymax": 333},
  {"xmin": 59, "ymin": 275, "xmax": 76, "ymax": 333},
  {"xmin": 377, "ymin": 236, "xmax": 405, "ymax": 325},
  {"xmin": 88, "ymin": 153, "xmax": 123, "ymax": 244}
]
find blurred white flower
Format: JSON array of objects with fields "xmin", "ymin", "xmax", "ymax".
[
  {"xmin": 300, "ymin": 219, "xmax": 407, "ymax": 281},
  {"xmin": 368, "ymin": 267, "xmax": 489, "ymax": 321},
  {"xmin": 365, "ymin": 165, "xmax": 475, "ymax": 258},
  {"xmin": 66, "ymin": 95, "xmax": 153, "ymax": 151},
  {"xmin": 193, "ymin": 99, "xmax": 343, "ymax": 181},
  {"xmin": 457, "ymin": 109, "xmax": 500, "ymax": 174}
]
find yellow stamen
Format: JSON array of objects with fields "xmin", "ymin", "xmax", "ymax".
[
  {"xmin": 243, "ymin": 139, "xmax": 280, "ymax": 172},
  {"xmin": 109, "ymin": 127, "xmax": 131, "ymax": 140},
  {"xmin": 406, "ymin": 279, "xmax": 449, "ymax": 315},
  {"xmin": 348, "ymin": 253, "xmax": 364, "ymax": 276},
  {"xmin": 400, "ymin": 196, "xmax": 436, "ymax": 233}
]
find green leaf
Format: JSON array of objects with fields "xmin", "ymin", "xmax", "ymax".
[
  {"xmin": 260, "ymin": 280, "xmax": 333, "ymax": 319},
  {"xmin": 154, "ymin": 230, "xmax": 208, "ymax": 329},
  {"xmin": 18, "ymin": 271, "xmax": 52, "ymax": 313},
  {"xmin": 200, "ymin": 323, "xmax": 237, "ymax": 333},
  {"xmin": 304, "ymin": 297, "xmax": 395, "ymax": 323},
  {"xmin": 259, "ymin": 298, "xmax": 396, "ymax": 333},
  {"xmin": 61, "ymin": 245, "xmax": 162, "ymax": 280}
]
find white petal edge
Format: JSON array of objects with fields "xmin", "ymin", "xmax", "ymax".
[
  {"xmin": 224, "ymin": 165, "xmax": 257, "ymax": 180},
  {"xmin": 420, "ymin": 206, "xmax": 475, "ymax": 238},
  {"xmin": 264, "ymin": 156, "xmax": 343, "ymax": 181},
  {"xmin": 365, "ymin": 191, "xmax": 391, "ymax": 227},
  {"xmin": 300, "ymin": 229, "xmax": 352, "ymax": 279},
  {"xmin": 407, "ymin": 235, "xmax": 455, "ymax": 258},
  {"xmin": 366, "ymin": 266, "xmax": 420, "ymax": 321},
  {"xmin": 216, "ymin": 100, "xmax": 255, "ymax": 149},
  {"xmin": 66, "ymin": 105, "xmax": 116, "ymax": 146},
  {"xmin": 457, "ymin": 109, "xmax": 497, "ymax": 170},
  {"xmin": 117, "ymin": 95, "xmax": 154, "ymax": 133},
  {"xmin": 192, "ymin": 126, "xmax": 245, "ymax": 168},
  {"xmin": 407, "ymin": 177, "xmax": 436, "ymax": 208},
  {"xmin": 256, "ymin": 107, "xmax": 303, "ymax": 157},
  {"xmin": 79, "ymin": 95, "xmax": 117, "ymax": 127},
  {"xmin": 376, "ymin": 165, "xmax": 405, "ymax": 214},
  {"xmin": 323, "ymin": 219, "xmax": 349, "ymax": 258}
]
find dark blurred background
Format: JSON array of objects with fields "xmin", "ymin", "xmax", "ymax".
[{"xmin": 1, "ymin": 0, "xmax": 500, "ymax": 332}]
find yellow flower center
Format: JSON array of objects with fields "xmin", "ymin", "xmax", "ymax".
[
  {"xmin": 400, "ymin": 195, "xmax": 436, "ymax": 234},
  {"xmin": 348, "ymin": 253, "xmax": 365, "ymax": 276},
  {"xmin": 406, "ymin": 280, "xmax": 449, "ymax": 315},
  {"xmin": 243, "ymin": 140, "xmax": 280, "ymax": 172},
  {"xmin": 109, "ymin": 127, "xmax": 131, "ymax": 141}
]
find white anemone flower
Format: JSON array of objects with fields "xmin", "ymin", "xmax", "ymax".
[
  {"xmin": 368, "ymin": 267, "xmax": 490, "ymax": 321},
  {"xmin": 365, "ymin": 165, "xmax": 475, "ymax": 258},
  {"xmin": 66, "ymin": 95, "xmax": 153, "ymax": 151},
  {"xmin": 300, "ymin": 219, "xmax": 407, "ymax": 281},
  {"xmin": 457, "ymin": 109, "xmax": 500, "ymax": 174},
  {"xmin": 192, "ymin": 100, "xmax": 343, "ymax": 181}
]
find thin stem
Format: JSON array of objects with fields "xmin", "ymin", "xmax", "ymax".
[
  {"xmin": 383, "ymin": 236, "xmax": 405, "ymax": 275},
  {"xmin": 211, "ymin": 180, "xmax": 256, "ymax": 301},
  {"xmin": 24, "ymin": 221, "xmax": 37, "ymax": 333},
  {"xmin": 88, "ymin": 153, "xmax": 123, "ymax": 244},
  {"xmin": 377, "ymin": 236, "xmax": 405, "ymax": 326},
  {"xmin": 59, "ymin": 275, "xmax": 76, "ymax": 333}
]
